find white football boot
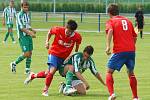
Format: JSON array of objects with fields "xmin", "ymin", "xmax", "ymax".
[
  {"xmin": 24, "ymin": 72, "xmax": 34, "ymax": 85},
  {"xmin": 10, "ymin": 62, "xmax": 16, "ymax": 73},
  {"xmin": 42, "ymin": 90, "xmax": 49, "ymax": 96},
  {"xmin": 63, "ymin": 86, "xmax": 77, "ymax": 96},
  {"xmin": 59, "ymin": 82, "xmax": 66, "ymax": 94},
  {"xmin": 108, "ymin": 94, "xmax": 116, "ymax": 100}
]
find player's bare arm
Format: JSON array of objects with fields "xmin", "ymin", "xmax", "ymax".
[
  {"xmin": 21, "ymin": 28, "xmax": 36, "ymax": 38},
  {"xmin": 132, "ymin": 25, "xmax": 138, "ymax": 44},
  {"xmin": 75, "ymin": 44, "xmax": 80, "ymax": 52},
  {"xmin": 95, "ymin": 72, "xmax": 106, "ymax": 86},
  {"xmin": 105, "ymin": 29, "xmax": 113, "ymax": 55},
  {"xmin": 75, "ymin": 72, "xmax": 90, "ymax": 90},
  {"xmin": 45, "ymin": 33, "xmax": 52, "ymax": 49},
  {"xmin": 2, "ymin": 15, "xmax": 5, "ymax": 26}
]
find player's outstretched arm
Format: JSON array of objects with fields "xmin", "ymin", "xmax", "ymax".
[
  {"xmin": 75, "ymin": 72, "xmax": 90, "ymax": 90},
  {"xmin": 95, "ymin": 72, "xmax": 106, "ymax": 86}
]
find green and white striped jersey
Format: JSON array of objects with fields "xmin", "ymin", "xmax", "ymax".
[
  {"xmin": 16, "ymin": 10, "xmax": 31, "ymax": 38},
  {"xmin": 3, "ymin": 6, "xmax": 16, "ymax": 24},
  {"xmin": 64, "ymin": 52, "xmax": 98, "ymax": 76}
]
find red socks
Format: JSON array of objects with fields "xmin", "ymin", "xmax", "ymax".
[
  {"xmin": 31, "ymin": 71, "xmax": 47, "ymax": 80},
  {"xmin": 45, "ymin": 72, "xmax": 53, "ymax": 90},
  {"xmin": 37, "ymin": 71, "xmax": 47, "ymax": 78},
  {"xmin": 106, "ymin": 73, "xmax": 138, "ymax": 98},
  {"xmin": 106, "ymin": 73, "xmax": 114, "ymax": 96},
  {"xmin": 129, "ymin": 74, "xmax": 138, "ymax": 98}
]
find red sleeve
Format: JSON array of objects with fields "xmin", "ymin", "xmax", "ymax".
[
  {"xmin": 48, "ymin": 27, "xmax": 59, "ymax": 35},
  {"xmin": 76, "ymin": 33, "xmax": 82, "ymax": 45},
  {"xmin": 105, "ymin": 20, "xmax": 113, "ymax": 34}
]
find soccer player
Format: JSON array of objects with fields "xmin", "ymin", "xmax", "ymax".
[
  {"xmin": 135, "ymin": 7, "xmax": 144, "ymax": 39},
  {"xmin": 10, "ymin": 1, "xmax": 36, "ymax": 74},
  {"xmin": 24, "ymin": 19, "xmax": 82, "ymax": 96},
  {"xmin": 58, "ymin": 45, "xmax": 106, "ymax": 96},
  {"xmin": 105, "ymin": 4, "xmax": 138, "ymax": 100},
  {"xmin": 2, "ymin": 0, "xmax": 16, "ymax": 44}
]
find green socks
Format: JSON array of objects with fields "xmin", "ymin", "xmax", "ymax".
[
  {"xmin": 10, "ymin": 32, "xmax": 15, "ymax": 41},
  {"xmin": 66, "ymin": 71, "xmax": 74, "ymax": 89},
  {"xmin": 4, "ymin": 32, "xmax": 9, "ymax": 41},
  {"xmin": 4, "ymin": 32, "xmax": 15, "ymax": 42},
  {"xmin": 14, "ymin": 55, "xmax": 32, "ymax": 74},
  {"xmin": 15, "ymin": 55, "xmax": 26, "ymax": 64},
  {"xmin": 26, "ymin": 57, "xmax": 31, "ymax": 73}
]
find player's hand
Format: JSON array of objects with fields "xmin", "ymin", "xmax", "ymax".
[
  {"xmin": 45, "ymin": 42, "xmax": 49, "ymax": 49},
  {"xmin": 105, "ymin": 47, "xmax": 111, "ymax": 56},
  {"xmin": 32, "ymin": 29, "xmax": 36, "ymax": 34},
  {"xmin": 29, "ymin": 31, "xmax": 36, "ymax": 38}
]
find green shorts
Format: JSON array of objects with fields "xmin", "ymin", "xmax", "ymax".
[
  {"xmin": 7, "ymin": 24, "xmax": 13, "ymax": 29},
  {"xmin": 19, "ymin": 35, "xmax": 33, "ymax": 52}
]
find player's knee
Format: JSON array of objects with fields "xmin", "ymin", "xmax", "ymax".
[
  {"xmin": 107, "ymin": 68, "xmax": 114, "ymax": 74},
  {"xmin": 67, "ymin": 65, "xmax": 74, "ymax": 72},
  {"xmin": 127, "ymin": 69, "xmax": 134, "ymax": 76},
  {"xmin": 49, "ymin": 67, "xmax": 57, "ymax": 75},
  {"xmin": 8, "ymin": 28, "xmax": 13, "ymax": 33},
  {"xmin": 23, "ymin": 52, "xmax": 31, "ymax": 57}
]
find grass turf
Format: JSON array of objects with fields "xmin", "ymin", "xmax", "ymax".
[{"xmin": 0, "ymin": 14, "xmax": 150, "ymax": 100}]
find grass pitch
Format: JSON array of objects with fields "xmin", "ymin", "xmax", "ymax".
[{"xmin": 0, "ymin": 13, "xmax": 150, "ymax": 100}]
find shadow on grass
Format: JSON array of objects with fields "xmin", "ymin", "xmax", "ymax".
[{"xmin": 48, "ymin": 92, "xmax": 109, "ymax": 97}]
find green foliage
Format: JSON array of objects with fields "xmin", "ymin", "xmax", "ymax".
[{"xmin": 0, "ymin": 2, "xmax": 150, "ymax": 13}]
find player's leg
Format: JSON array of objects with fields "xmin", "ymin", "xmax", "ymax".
[
  {"xmin": 25, "ymin": 37, "xmax": 33, "ymax": 74},
  {"xmin": 106, "ymin": 53, "xmax": 126, "ymax": 100},
  {"xmin": 139, "ymin": 29, "xmax": 143, "ymax": 39},
  {"xmin": 10, "ymin": 37, "xmax": 29, "ymax": 73},
  {"xmin": 106, "ymin": 68, "xmax": 116, "ymax": 100},
  {"xmin": 128, "ymin": 71, "xmax": 138, "ymax": 100},
  {"xmin": 8, "ymin": 24, "xmax": 15, "ymax": 43},
  {"xmin": 42, "ymin": 54, "xmax": 64, "ymax": 96},
  {"xmin": 64, "ymin": 65, "xmax": 77, "ymax": 93},
  {"xmin": 125, "ymin": 52, "xmax": 138, "ymax": 99},
  {"xmin": 65, "ymin": 65, "xmax": 74, "ymax": 88},
  {"xmin": 42, "ymin": 66, "xmax": 56, "ymax": 96},
  {"xmin": 24, "ymin": 70, "xmax": 49, "ymax": 85},
  {"xmin": 138, "ymin": 22, "xmax": 143, "ymax": 39},
  {"xmin": 24, "ymin": 66, "xmax": 56, "ymax": 96},
  {"xmin": 3, "ymin": 25, "xmax": 10, "ymax": 43},
  {"xmin": 25, "ymin": 51, "xmax": 32, "ymax": 74}
]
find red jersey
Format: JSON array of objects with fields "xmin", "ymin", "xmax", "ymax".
[
  {"xmin": 48, "ymin": 27, "xmax": 82, "ymax": 59},
  {"xmin": 106, "ymin": 16, "xmax": 137, "ymax": 53}
]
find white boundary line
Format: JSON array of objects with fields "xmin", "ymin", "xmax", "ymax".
[{"xmin": 0, "ymin": 28, "xmax": 150, "ymax": 34}]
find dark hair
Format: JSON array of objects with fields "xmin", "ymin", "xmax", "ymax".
[
  {"xmin": 107, "ymin": 4, "xmax": 119, "ymax": 16},
  {"xmin": 21, "ymin": 2, "xmax": 29, "ymax": 7},
  {"xmin": 67, "ymin": 19, "xmax": 78, "ymax": 30},
  {"xmin": 83, "ymin": 45, "xmax": 94, "ymax": 56}
]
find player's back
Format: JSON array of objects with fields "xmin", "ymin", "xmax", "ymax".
[{"xmin": 109, "ymin": 16, "xmax": 137, "ymax": 53}]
